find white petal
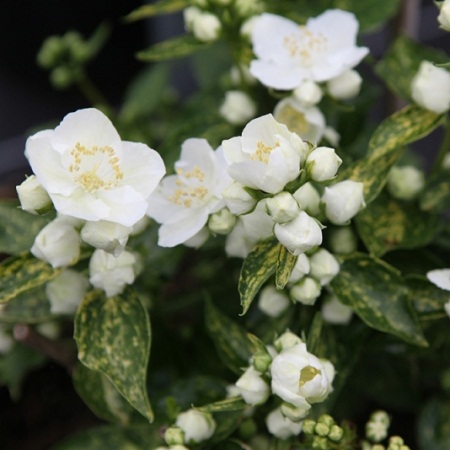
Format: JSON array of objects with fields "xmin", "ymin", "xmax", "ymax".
[{"xmin": 426, "ymin": 269, "xmax": 450, "ymax": 291}]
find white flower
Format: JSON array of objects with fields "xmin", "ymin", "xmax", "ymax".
[
  {"xmin": 411, "ymin": 61, "xmax": 450, "ymax": 114},
  {"xmin": 81, "ymin": 220, "xmax": 132, "ymax": 256},
  {"xmin": 176, "ymin": 409, "xmax": 216, "ymax": 443},
  {"xmin": 31, "ymin": 215, "xmax": 81, "ymax": 268},
  {"xmin": 365, "ymin": 411, "xmax": 391, "ymax": 443},
  {"xmin": 184, "ymin": 6, "xmax": 202, "ymax": 30},
  {"xmin": 293, "ymin": 80, "xmax": 323, "ymax": 106},
  {"xmin": 305, "ymin": 146, "xmax": 342, "ymax": 182},
  {"xmin": 324, "ymin": 127, "xmax": 341, "ymax": 147},
  {"xmin": 322, "ymin": 180, "xmax": 365, "ymax": 225},
  {"xmin": 328, "ymin": 226, "xmax": 358, "ymax": 254},
  {"xmin": 191, "ymin": 11, "xmax": 222, "ymax": 42},
  {"xmin": 147, "ymin": 138, "xmax": 231, "ymax": 247},
  {"xmin": 293, "ymin": 182, "xmax": 321, "ymax": 216},
  {"xmin": 46, "ymin": 269, "xmax": 89, "ymax": 314},
  {"xmin": 222, "ymin": 181, "xmax": 257, "ymax": 215},
  {"xmin": 274, "ymin": 97, "xmax": 326, "ymax": 144},
  {"xmin": 220, "ymin": 90, "xmax": 256, "ymax": 125},
  {"xmin": 274, "ymin": 330, "xmax": 303, "ymax": 352},
  {"xmin": 250, "ymin": 10, "xmax": 369, "ymax": 90},
  {"xmin": 0, "ymin": 325, "xmax": 14, "ymax": 354},
  {"xmin": 438, "ymin": 0, "xmax": 450, "ymax": 31},
  {"xmin": 16, "ymin": 175, "xmax": 52, "ymax": 214},
  {"xmin": 309, "ymin": 248, "xmax": 340, "ymax": 285},
  {"xmin": 321, "ymin": 294, "xmax": 353, "ymax": 325},
  {"xmin": 290, "ymin": 276, "xmax": 322, "ymax": 305},
  {"xmin": 235, "ymin": 366, "xmax": 270, "ymax": 405},
  {"xmin": 258, "ymin": 285, "xmax": 290, "ymax": 317},
  {"xmin": 89, "ymin": 249, "xmax": 139, "ymax": 297},
  {"xmin": 265, "ymin": 407, "xmax": 303, "ymax": 439},
  {"xmin": 426, "ymin": 268, "xmax": 450, "ymax": 291},
  {"xmin": 25, "ymin": 108, "xmax": 165, "ymax": 227},
  {"xmin": 327, "ymin": 69, "xmax": 362, "ymax": 100},
  {"xmin": 265, "ymin": 192, "xmax": 300, "ymax": 224},
  {"xmin": 274, "ymin": 211, "xmax": 323, "ymax": 256},
  {"xmin": 280, "ymin": 402, "xmax": 310, "ymax": 422},
  {"xmin": 387, "ymin": 165, "xmax": 425, "ymax": 201},
  {"xmin": 270, "ymin": 343, "xmax": 335, "ymax": 407},
  {"xmin": 222, "ymin": 114, "xmax": 306, "ymax": 194},
  {"xmin": 288, "ymin": 253, "xmax": 311, "ymax": 284},
  {"xmin": 208, "ymin": 208, "xmax": 236, "ymax": 235}
]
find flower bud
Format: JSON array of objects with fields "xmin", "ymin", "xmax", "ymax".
[
  {"xmin": 46, "ymin": 269, "xmax": 89, "ymax": 314},
  {"xmin": 16, "ymin": 175, "xmax": 52, "ymax": 215},
  {"xmin": 328, "ymin": 226, "xmax": 358, "ymax": 254},
  {"xmin": 293, "ymin": 80, "xmax": 323, "ymax": 106},
  {"xmin": 0, "ymin": 325, "xmax": 14, "ymax": 354},
  {"xmin": 266, "ymin": 192, "xmax": 300, "ymax": 224},
  {"xmin": 305, "ymin": 147, "xmax": 342, "ymax": 182},
  {"xmin": 315, "ymin": 422, "xmax": 330, "ymax": 437},
  {"xmin": 274, "ymin": 330, "xmax": 303, "ymax": 352},
  {"xmin": 322, "ymin": 180, "xmax": 365, "ymax": 225},
  {"xmin": 288, "ymin": 253, "xmax": 310, "ymax": 283},
  {"xmin": 265, "ymin": 407, "xmax": 303, "ymax": 439},
  {"xmin": 81, "ymin": 220, "xmax": 132, "ymax": 256},
  {"xmin": 280, "ymin": 402, "xmax": 310, "ymax": 422},
  {"xmin": 191, "ymin": 11, "xmax": 222, "ymax": 42},
  {"xmin": 290, "ymin": 276, "xmax": 321, "ymax": 305},
  {"xmin": 253, "ymin": 350, "xmax": 273, "ymax": 374},
  {"xmin": 323, "ymin": 126, "xmax": 341, "ymax": 147},
  {"xmin": 328, "ymin": 424, "xmax": 344, "ymax": 442},
  {"xmin": 31, "ymin": 217, "xmax": 81, "ymax": 268},
  {"xmin": 309, "ymin": 249, "xmax": 340, "ymax": 285},
  {"xmin": 36, "ymin": 321, "xmax": 61, "ymax": 340},
  {"xmin": 208, "ymin": 208, "xmax": 236, "ymax": 235},
  {"xmin": 293, "ymin": 182, "xmax": 321, "ymax": 217},
  {"xmin": 366, "ymin": 416, "xmax": 389, "ymax": 443},
  {"xmin": 387, "ymin": 165, "xmax": 425, "ymax": 201},
  {"xmin": 274, "ymin": 211, "xmax": 323, "ymax": 256},
  {"xmin": 184, "ymin": 6, "xmax": 202, "ymax": 31},
  {"xmin": 321, "ymin": 294, "xmax": 353, "ymax": 325},
  {"xmin": 164, "ymin": 426, "xmax": 185, "ymax": 446},
  {"xmin": 258, "ymin": 285, "xmax": 290, "ymax": 318},
  {"xmin": 222, "ymin": 181, "xmax": 257, "ymax": 215},
  {"xmin": 235, "ymin": 0, "xmax": 264, "ymax": 17},
  {"xmin": 312, "ymin": 436, "xmax": 328, "ymax": 450},
  {"xmin": 235, "ymin": 366, "xmax": 270, "ymax": 406},
  {"xmin": 220, "ymin": 90, "xmax": 256, "ymax": 125},
  {"xmin": 302, "ymin": 419, "xmax": 316, "ymax": 435},
  {"xmin": 438, "ymin": 0, "xmax": 450, "ymax": 31},
  {"xmin": 426, "ymin": 268, "xmax": 450, "ymax": 291},
  {"xmin": 327, "ymin": 69, "xmax": 362, "ymax": 100},
  {"xmin": 175, "ymin": 409, "xmax": 216, "ymax": 443},
  {"xmin": 411, "ymin": 61, "xmax": 450, "ymax": 114}
]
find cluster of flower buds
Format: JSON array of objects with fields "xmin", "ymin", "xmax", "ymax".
[{"xmin": 302, "ymin": 414, "xmax": 345, "ymax": 449}]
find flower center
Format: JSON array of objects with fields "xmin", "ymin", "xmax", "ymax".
[
  {"xmin": 251, "ymin": 140, "xmax": 279, "ymax": 164},
  {"xmin": 283, "ymin": 27, "xmax": 328, "ymax": 66},
  {"xmin": 169, "ymin": 166, "xmax": 209, "ymax": 208},
  {"xmin": 69, "ymin": 143, "xmax": 123, "ymax": 193},
  {"xmin": 299, "ymin": 365, "xmax": 321, "ymax": 387}
]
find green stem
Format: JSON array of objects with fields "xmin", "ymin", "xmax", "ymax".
[
  {"xmin": 76, "ymin": 70, "xmax": 114, "ymax": 116},
  {"xmin": 431, "ymin": 117, "xmax": 450, "ymax": 175}
]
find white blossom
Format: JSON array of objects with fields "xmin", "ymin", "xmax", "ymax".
[
  {"xmin": 321, "ymin": 294, "xmax": 353, "ymax": 325},
  {"xmin": 222, "ymin": 181, "xmax": 257, "ymax": 215},
  {"xmin": 208, "ymin": 208, "xmax": 236, "ymax": 235},
  {"xmin": 250, "ymin": 10, "xmax": 368, "ymax": 90},
  {"xmin": 293, "ymin": 80, "xmax": 323, "ymax": 106},
  {"xmin": 16, "ymin": 175, "xmax": 52, "ymax": 214},
  {"xmin": 387, "ymin": 165, "xmax": 425, "ymax": 201},
  {"xmin": 293, "ymin": 182, "xmax": 321, "ymax": 217},
  {"xmin": 235, "ymin": 366, "xmax": 270, "ymax": 405},
  {"xmin": 411, "ymin": 61, "xmax": 450, "ymax": 114},
  {"xmin": 265, "ymin": 407, "xmax": 303, "ymax": 439},
  {"xmin": 288, "ymin": 253, "xmax": 311, "ymax": 284},
  {"xmin": 0, "ymin": 325, "xmax": 14, "ymax": 354},
  {"xmin": 438, "ymin": 0, "xmax": 450, "ymax": 31},
  {"xmin": 81, "ymin": 220, "xmax": 132, "ymax": 256},
  {"xmin": 220, "ymin": 90, "xmax": 256, "ymax": 125},
  {"xmin": 309, "ymin": 248, "xmax": 340, "ymax": 285},
  {"xmin": 265, "ymin": 192, "xmax": 300, "ymax": 224},
  {"xmin": 290, "ymin": 276, "xmax": 322, "ymax": 305},
  {"xmin": 147, "ymin": 139, "xmax": 231, "ymax": 247},
  {"xmin": 258, "ymin": 285, "xmax": 290, "ymax": 318},
  {"xmin": 305, "ymin": 146, "xmax": 342, "ymax": 182},
  {"xmin": 328, "ymin": 226, "xmax": 358, "ymax": 254},
  {"xmin": 191, "ymin": 11, "xmax": 222, "ymax": 42},
  {"xmin": 327, "ymin": 69, "xmax": 362, "ymax": 100},
  {"xmin": 274, "ymin": 330, "xmax": 303, "ymax": 352},
  {"xmin": 426, "ymin": 268, "xmax": 450, "ymax": 291},
  {"xmin": 222, "ymin": 114, "xmax": 307, "ymax": 194},
  {"xmin": 176, "ymin": 409, "xmax": 216, "ymax": 443}
]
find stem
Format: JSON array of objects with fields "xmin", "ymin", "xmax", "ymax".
[
  {"xmin": 76, "ymin": 71, "xmax": 113, "ymax": 115},
  {"xmin": 432, "ymin": 118, "xmax": 450, "ymax": 174}
]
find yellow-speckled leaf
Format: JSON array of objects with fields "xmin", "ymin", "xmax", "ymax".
[
  {"xmin": 0, "ymin": 253, "xmax": 61, "ymax": 303},
  {"xmin": 355, "ymin": 192, "xmax": 441, "ymax": 257},
  {"xmin": 196, "ymin": 396, "xmax": 247, "ymax": 413},
  {"xmin": 239, "ymin": 238, "xmax": 280, "ymax": 315},
  {"xmin": 339, "ymin": 105, "xmax": 444, "ymax": 204},
  {"xmin": 330, "ymin": 253, "xmax": 428, "ymax": 347},
  {"xmin": 276, "ymin": 245, "xmax": 297, "ymax": 289},
  {"xmin": 420, "ymin": 168, "xmax": 450, "ymax": 212},
  {"xmin": 124, "ymin": 0, "xmax": 188, "ymax": 22},
  {"xmin": 74, "ymin": 288, "xmax": 153, "ymax": 422}
]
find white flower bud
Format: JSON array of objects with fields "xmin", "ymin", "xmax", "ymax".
[
  {"xmin": 387, "ymin": 165, "xmax": 425, "ymax": 201},
  {"xmin": 438, "ymin": 0, "xmax": 450, "ymax": 31},
  {"xmin": 290, "ymin": 276, "xmax": 322, "ymax": 305},
  {"xmin": 366, "ymin": 418, "xmax": 389, "ymax": 443},
  {"xmin": 16, "ymin": 175, "xmax": 52, "ymax": 215},
  {"xmin": 36, "ymin": 321, "xmax": 61, "ymax": 340},
  {"xmin": 266, "ymin": 192, "xmax": 300, "ymax": 224},
  {"xmin": 321, "ymin": 294, "xmax": 353, "ymax": 325},
  {"xmin": 280, "ymin": 402, "xmax": 310, "ymax": 422},
  {"xmin": 266, "ymin": 407, "xmax": 303, "ymax": 439},
  {"xmin": 89, "ymin": 249, "xmax": 139, "ymax": 297},
  {"xmin": 0, "ymin": 325, "xmax": 13, "ymax": 354},
  {"xmin": 328, "ymin": 226, "xmax": 358, "ymax": 254},
  {"xmin": 235, "ymin": 366, "xmax": 270, "ymax": 406},
  {"xmin": 274, "ymin": 330, "xmax": 303, "ymax": 352},
  {"xmin": 411, "ymin": 61, "xmax": 450, "ymax": 114},
  {"xmin": 323, "ymin": 127, "xmax": 341, "ymax": 147},
  {"xmin": 220, "ymin": 90, "xmax": 256, "ymax": 125},
  {"xmin": 288, "ymin": 253, "xmax": 310, "ymax": 283},
  {"xmin": 183, "ymin": 6, "xmax": 202, "ymax": 31},
  {"xmin": 426, "ymin": 268, "xmax": 450, "ymax": 291},
  {"xmin": 192, "ymin": 12, "xmax": 221, "ymax": 42},
  {"xmin": 305, "ymin": 147, "xmax": 342, "ymax": 182},
  {"xmin": 322, "ymin": 180, "xmax": 365, "ymax": 225},
  {"xmin": 81, "ymin": 221, "xmax": 132, "ymax": 256},
  {"xmin": 293, "ymin": 182, "xmax": 321, "ymax": 216},
  {"xmin": 235, "ymin": 0, "xmax": 264, "ymax": 17},
  {"xmin": 327, "ymin": 69, "xmax": 362, "ymax": 100},
  {"xmin": 293, "ymin": 80, "xmax": 323, "ymax": 106},
  {"xmin": 222, "ymin": 182, "xmax": 257, "ymax": 215},
  {"xmin": 176, "ymin": 409, "xmax": 216, "ymax": 444},
  {"xmin": 240, "ymin": 16, "xmax": 259, "ymax": 38},
  {"xmin": 46, "ymin": 269, "xmax": 89, "ymax": 314},
  {"xmin": 208, "ymin": 208, "xmax": 236, "ymax": 235},
  {"xmin": 258, "ymin": 285, "xmax": 290, "ymax": 318},
  {"xmin": 164, "ymin": 426, "xmax": 185, "ymax": 446},
  {"xmin": 31, "ymin": 217, "xmax": 80, "ymax": 268},
  {"xmin": 309, "ymin": 249, "xmax": 340, "ymax": 285},
  {"xmin": 274, "ymin": 211, "xmax": 323, "ymax": 256}
]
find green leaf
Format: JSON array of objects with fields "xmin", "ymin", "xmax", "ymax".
[
  {"xmin": 73, "ymin": 362, "xmax": 139, "ymax": 425},
  {"xmin": 376, "ymin": 36, "xmax": 450, "ymax": 101},
  {"xmin": 124, "ymin": 0, "xmax": 189, "ymax": 22},
  {"xmin": 339, "ymin": 105, "xmax": 444, "ymax": 204},
  {"xmin": 196, "ymin": 396, "xmax": 247, "ymax": 413},
  {"xmin": 330, "ymin": 253, "xmax": 428, "ymax": 347},
  {"xmin": 355, "ymin": 192, "xmax": 441, "ymax": 257},
  {"xmin": 418, "ymin": 398, "xmax": 450, "ymax": 450},
  {"xmin": 306, "ymin": 312, "xmax": 324, "ymax": 356},
  {"xmin": 0, "ymin": 199, "xmax": 52, "ymax": 255},
  {"xmin": 0, "ymin": 253, "xmax": 62, "ymax": 303},
  {"xmin": 74, "ymin": 288, "xmax": 153, "ymax": 422},
  {"xmin": 239, "ymin": 238, "xmax": 280, "ymax": 315},
  {"xmin": 276, "ymin": 245, "xmax": 297, "ymax": 289},
  {"xmin": 420, "ymin": 168, "xmax": 450, "ymax": 212},
  {"xmin": 205, "ymin": 300, "xmax": 253, "ymax": 375},
  {"xmin": 136, "ymin": 35, "xmax": 211, "ymax": 62}
]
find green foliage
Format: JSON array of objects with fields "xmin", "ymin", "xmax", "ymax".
[
  {"xmin": 418, "ymin": 398, "xmax": 450, "ymax": 450},
  {"xmin": 124, "ymin": 0, "xmax": 189, "ymax": 22},
  {"xmin": 275, "ymin": 245, "xmax": 298, "ymax": 289},
  {"xmin": 420, "ymin": 168, "xmax": 450, "ymax": 212}
]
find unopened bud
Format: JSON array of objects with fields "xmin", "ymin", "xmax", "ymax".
[
  {"xmin": 208, "ymin": 208, "xmax": 236, "ymax": 235},
  {"xmin": 328, "ymin": 424, "xmax": 344, "ymax": 442},
  {"xmin": 327, "ymin": 69, "xmax": 362, "ymax": 100},
  {"xmin": 315, "ymin": 422, "xmax": 330, "ymax": 437},
  {"xmin": 305, "ymin": 146, "xmax": 342, "ymax": 182},
  {"xmin": 290, "ymin": 276, "xmax": 321, "ymax": 305},
  {"xmin": 266, "ymin": 192, "xmax": 300, "ymax": 223},
  {"xmin": 164, "ymin": 426, "xmax": 185, "ymax": 446}
]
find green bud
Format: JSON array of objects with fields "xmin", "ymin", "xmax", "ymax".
[
  {"xmin": 303, "ymin": 419, "xmax": 317, "ymax": 435},
  {"xmin": 312, "ymin": 436, "xmax": 328, "ymax": 450},
  {"xmin": 328, "ymin": 424, "xmax": 344, "ymax": 442},
  {"xmin": 164, "ymin": 426, "xmax": 185, "ymax": 446},
  {"xmin": 252, "ymin": 350, "xmax": 272, "ymax": 373},
  {"xmin": 372, "ymin": 445, "xmax": 386, "ymax": 450},
  {"xmin": 37, "ymin": 36, "xmax": 64, "ymax": 69},
  {"xmin": 239, "ymin": 418, "xmax": 257, "ymax": 439},
  {"xmin": 389, "ymin": 436, "xmax": 404, "ymax": 446},
  {"xmin": 50, "ymin": 66, "xmax": 75, "ymax": 89},
  {"xmin": 315, "ymin": 422, "xmax": 330, "ymax": 437},
  {"xmin": 317, "ymin": 414, "xmax": 335, "ymax": 428}
]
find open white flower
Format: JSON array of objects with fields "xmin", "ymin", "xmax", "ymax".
[
  {"xmin": 25, "ymin": 108, "xmax": 165, "ymax": 227},
  {"xmin": 222, "ymin": 114, "xmax": 308, "ymax": 194},
  {"xmin": 250, "ymin": 10, "xmax": 368, "ymax": 90},
  {"xmin": 147, "ymin": 138, "xmax": 231, "ymax": 247}
]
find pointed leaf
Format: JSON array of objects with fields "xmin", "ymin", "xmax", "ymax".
[
  {"xmin": 239, "ymin": 238, "xmax": 280, "ymax": 315},
  {"xmin": 420, "ymin": 168, "xmax": 450, "ymax": 212},
  {"xmin": 330, "ymin": 253, "xmax": 428, "ymax": 347},
  {"xmin": 124, "ymin": 0, "xmax": 189, "ymax": 22},
  {"xmin": 74, "ymin": 288, "xmax": 153, "ymax": 421},
  {"xmin": 196, "ymin": 397, "xmax": 247, "ymax": 413},
  {"xmin": 276, "ymin": 245, "xmax": 297, "ymax": 289}
]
